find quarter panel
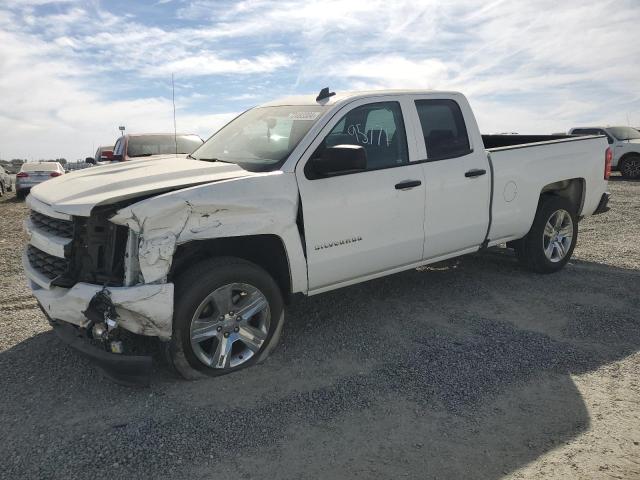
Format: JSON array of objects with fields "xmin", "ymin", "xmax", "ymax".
[{"xmin": 488, "ymin": 137, "xmax": 608, "ymax": 241}]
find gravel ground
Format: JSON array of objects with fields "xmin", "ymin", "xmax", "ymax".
[{"xmin": 1, "ymin": 175, "xmax": 639, "ymax": 480}]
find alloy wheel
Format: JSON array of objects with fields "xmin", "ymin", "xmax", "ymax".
[
  {"xmin": 542, "ymin": 209, "xmax": 573, "ymax": 263},
  {"xmin": 189, "ymin": 283, "xmax": 270, "ymax": 369}
]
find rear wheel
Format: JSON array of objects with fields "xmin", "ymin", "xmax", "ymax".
[
  {"xmin": 620, "ymin": 155, "xmax": 640, "ymax": 179},
  {"xmin": 514, "ymin": 195, "xmax": 577, "ymax": 273},
  {"xmin": 167, "ymin": 257, "xmax": 285, "ymax": 379},
  {"xmin": 16, "ymin": 190, "xmax": 26, "ymax": 200}
]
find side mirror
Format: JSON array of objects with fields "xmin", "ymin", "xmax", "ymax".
[
  {"xmin": 307, "ymin": 145, "xmax": 367, "ymax": 178},
  {"xmin": 85, "ymin": 157, "xmax": 96, "ymax": 164}
]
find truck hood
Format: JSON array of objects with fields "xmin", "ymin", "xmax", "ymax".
[{"xmin": 30, "ymin": 156, "xmax": 254, "ymax": 217}]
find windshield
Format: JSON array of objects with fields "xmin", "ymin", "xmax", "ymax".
[
  {"xmin": 191, "ymin": 106, "xmax": 327, "ymax": 170},
  {"xmin": 607, "ymin": 127, "xmax": 640, "ymax": 141},
  {"xmin": 126, "ymin": 135, "xmax": 203, "ymax": 157}
]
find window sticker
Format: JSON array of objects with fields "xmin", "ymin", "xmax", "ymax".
[
  {"xmin": 347, "ymin": 124, "xmax": 391, "ymax": 146},
  {"xmin": 288, "ymin": 111, "xmax": 321, "ymax": 121}
]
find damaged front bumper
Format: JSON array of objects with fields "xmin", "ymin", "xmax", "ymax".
[
  {"xmin": 29, "ymin": 280, "xmax": 174, "ymax": 385},
  {"xmin": 25, "ymin": 251, "xmax": 174, "ymax": 340},
  {"xmin": 47, "ymin": 317, "xmax": 153, "ymax": 386},
  {"xmin": 30, "ymin": 280, "xmax": 174, "ymax": 385}
]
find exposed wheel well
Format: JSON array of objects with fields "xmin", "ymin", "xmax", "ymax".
[
  {"xmin": 539, "ymin": 178, "xmax": 585, "ymax": 215},
  {"xmin": 169, "ymin": 235, "xmax": 293, "ymax": 303}
]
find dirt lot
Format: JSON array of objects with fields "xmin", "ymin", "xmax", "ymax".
[{"xmin": 1, "ymin": 177, "xmax": 639, "ymax": 480}]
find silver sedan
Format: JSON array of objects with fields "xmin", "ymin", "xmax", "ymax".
[{"xmin": 16, "ymin": 162, "xmax": 65, "ymax": 200}]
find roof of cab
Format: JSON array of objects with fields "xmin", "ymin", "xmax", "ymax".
[
  {"xmin": 259, "ymin": 89, "xmax": 463, "ymax": 108},
  {"xmin": 124, "ymin": 133, "xmax": 201, "ymax": 137}
]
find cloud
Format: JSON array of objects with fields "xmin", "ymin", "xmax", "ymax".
[
  {"xmin": 0, "ymin": 0, "xmax": 639, "ymax": 160},
  {"xmin": 150, "ymin": 52, "xmax": 294, "ymax": 76}
]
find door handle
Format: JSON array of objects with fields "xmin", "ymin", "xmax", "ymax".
[
  {"xmin": 395, "ymin": 180, "xmax": 422, "ymax": 190},
  {"xmin": 465, "ymin": 169, "xmax": 486, "ymax": 178}
]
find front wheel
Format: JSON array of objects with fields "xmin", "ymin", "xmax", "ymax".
[
  {"xmin": 167, "ymin": 257, "xmax": 284, "ymax": 379},
  {"xmin": 514, "ymin": 195, "xmax": 578, "ymax": 273}
]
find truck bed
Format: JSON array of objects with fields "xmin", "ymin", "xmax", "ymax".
[
  {"xmin": 482, "ymin": 134, "xmax": 576, "ymax": 150},
  {"xmin": 484, "ymin": 134, "xmax": 609, "ymax": 245}
]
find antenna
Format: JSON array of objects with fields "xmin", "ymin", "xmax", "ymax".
[{"xmin": 172, "ymin": 73, "xmax": 178, "ymax": 155}]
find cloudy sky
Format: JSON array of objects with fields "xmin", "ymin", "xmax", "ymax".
[{"xmin": 0, "ymin": 0, "xmax": 639, "ymax": 161}]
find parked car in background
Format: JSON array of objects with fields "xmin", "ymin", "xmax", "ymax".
[
  {"xmin": 569, "ymin": 126, "xmax": 640, "ymax": 179},
  {"xmin": 101, "ymin": 133, "xmax": 204, "ymax": 163},
  {"xmin": 24, "ymin": 89, "xmax": 610, "ymax": 383},
  {"xmin": 0, "ymin": 165, "xmax": 13, "ymax": 196},
  {"xmin": 85, "ymin": 145, "xmax": 114, "ymax": 164},
  {"xmin": 16, "ymin": 162, "xmax": 64, "ymax": 200}
]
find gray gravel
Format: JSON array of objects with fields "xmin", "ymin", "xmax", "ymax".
[{"xmin": 1, "ymin": 175, "xmax": 639, "ymax": 480}]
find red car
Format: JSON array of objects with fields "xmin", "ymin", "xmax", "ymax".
[{"xmin": 109, "ymin": 133, "xmax": 204, "ymax": 162}]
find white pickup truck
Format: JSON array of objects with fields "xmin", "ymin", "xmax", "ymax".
[{"xmin": 24, "ymin": 89, "xmax": 611, "ymax": 384}]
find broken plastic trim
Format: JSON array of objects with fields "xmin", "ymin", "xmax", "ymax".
[{"xmin": 49, "ymin": 318, "xmax": 152, "ymax": 387}]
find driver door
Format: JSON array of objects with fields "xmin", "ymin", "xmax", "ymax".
[{"xmin": 295, "ymin": 98, "xmax": 426, "ymax": 293}]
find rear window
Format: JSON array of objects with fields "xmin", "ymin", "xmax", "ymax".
[
  {"xmin": 126, "ymin": 135, "xmax": 204, "ymax": 157},
  {"xmin": 415, "ymin": 99, "xmax": 472, "ymax": 160},
  {"xmin": 607, "ymin": 127, "xmax": 640, "ymax": 141},
  {"xmin": 21, "ymin": 162, "xmax": 60, "ymax": 172}
]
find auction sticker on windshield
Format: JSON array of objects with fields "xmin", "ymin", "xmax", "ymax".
[{"xmin": 288, "ymin": 112, "xmax": 321, "ymax": 120}]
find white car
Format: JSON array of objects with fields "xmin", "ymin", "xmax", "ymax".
[
  {"xmin": 15, "ymin": 162, "xmax": 65, "ymax": 200},
  {"xmin": 24, "ymin": 89, "xmax": 610, "ymax": 384},
  {"xmin": 569, "ymin": 126, "xmax": 640, "ymax": 179}
]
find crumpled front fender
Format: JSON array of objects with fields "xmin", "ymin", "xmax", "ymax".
[{"xmin": 109, "ymin": 172, "xmax": 307, "ymax": 293}]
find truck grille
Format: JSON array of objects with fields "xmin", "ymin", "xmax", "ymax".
[
  {"xmin": 27, "ymin": 244, "xmax": 70, "ymax": 280},
  {"xmin": 30, "ymin": 210, "xmax": 74, "ymax": 239}
]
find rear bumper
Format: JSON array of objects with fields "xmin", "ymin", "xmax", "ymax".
[
  {"xmin": 48, "ymin": 318, "xmax": 152, "ymax": 386},
  {"xmin": 593, "ymin": 192, "xmax": 611, "ymax": 215},
  {"xmin": 16, "ymin": 181, "xmax": 41, "ymax": 190}
]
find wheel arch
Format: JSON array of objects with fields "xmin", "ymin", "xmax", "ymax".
[
  {"xmin": 169, "ymin": 234, "xmax": 294, "ymax": 304},
  {"xmin": 539, "ymin": 177, "xmax": 585, "ymax": 215}
]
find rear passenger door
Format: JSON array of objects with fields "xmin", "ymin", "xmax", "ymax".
[{"xmin": 411, "ymin": 96, "xmax": 491, "ymax": 259}]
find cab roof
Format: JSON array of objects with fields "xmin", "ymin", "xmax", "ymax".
[{"xmin": 259, "ymin": 89, "xmax": 463, "ymax": 108}]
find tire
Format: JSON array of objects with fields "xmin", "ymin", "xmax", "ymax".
[
  {"xmin": 514, "ymin": 195, "xmax": 578, "ymax": 274},
  {"xmin": 16, "ymin": 190, "xmax": 26, "ymax": 200},
  {"xmin": 620, "ymin": 155, "xmax": 640, "ymax": 179},
  {"xmin": 167, "ymin": 256, "xmax": 285, "ymax": 379}
]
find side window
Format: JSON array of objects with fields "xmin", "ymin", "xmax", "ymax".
[
  {"xmin": 316, "ymin": 101, "xmax": 408, "ymax": 170},
  {"xmin": 415, "ymin": 99, "xmax": 471, "ymax": 160},
  {"xmin": 113, "ymin": 138, "xmax": 124, "ymax": 156}
]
